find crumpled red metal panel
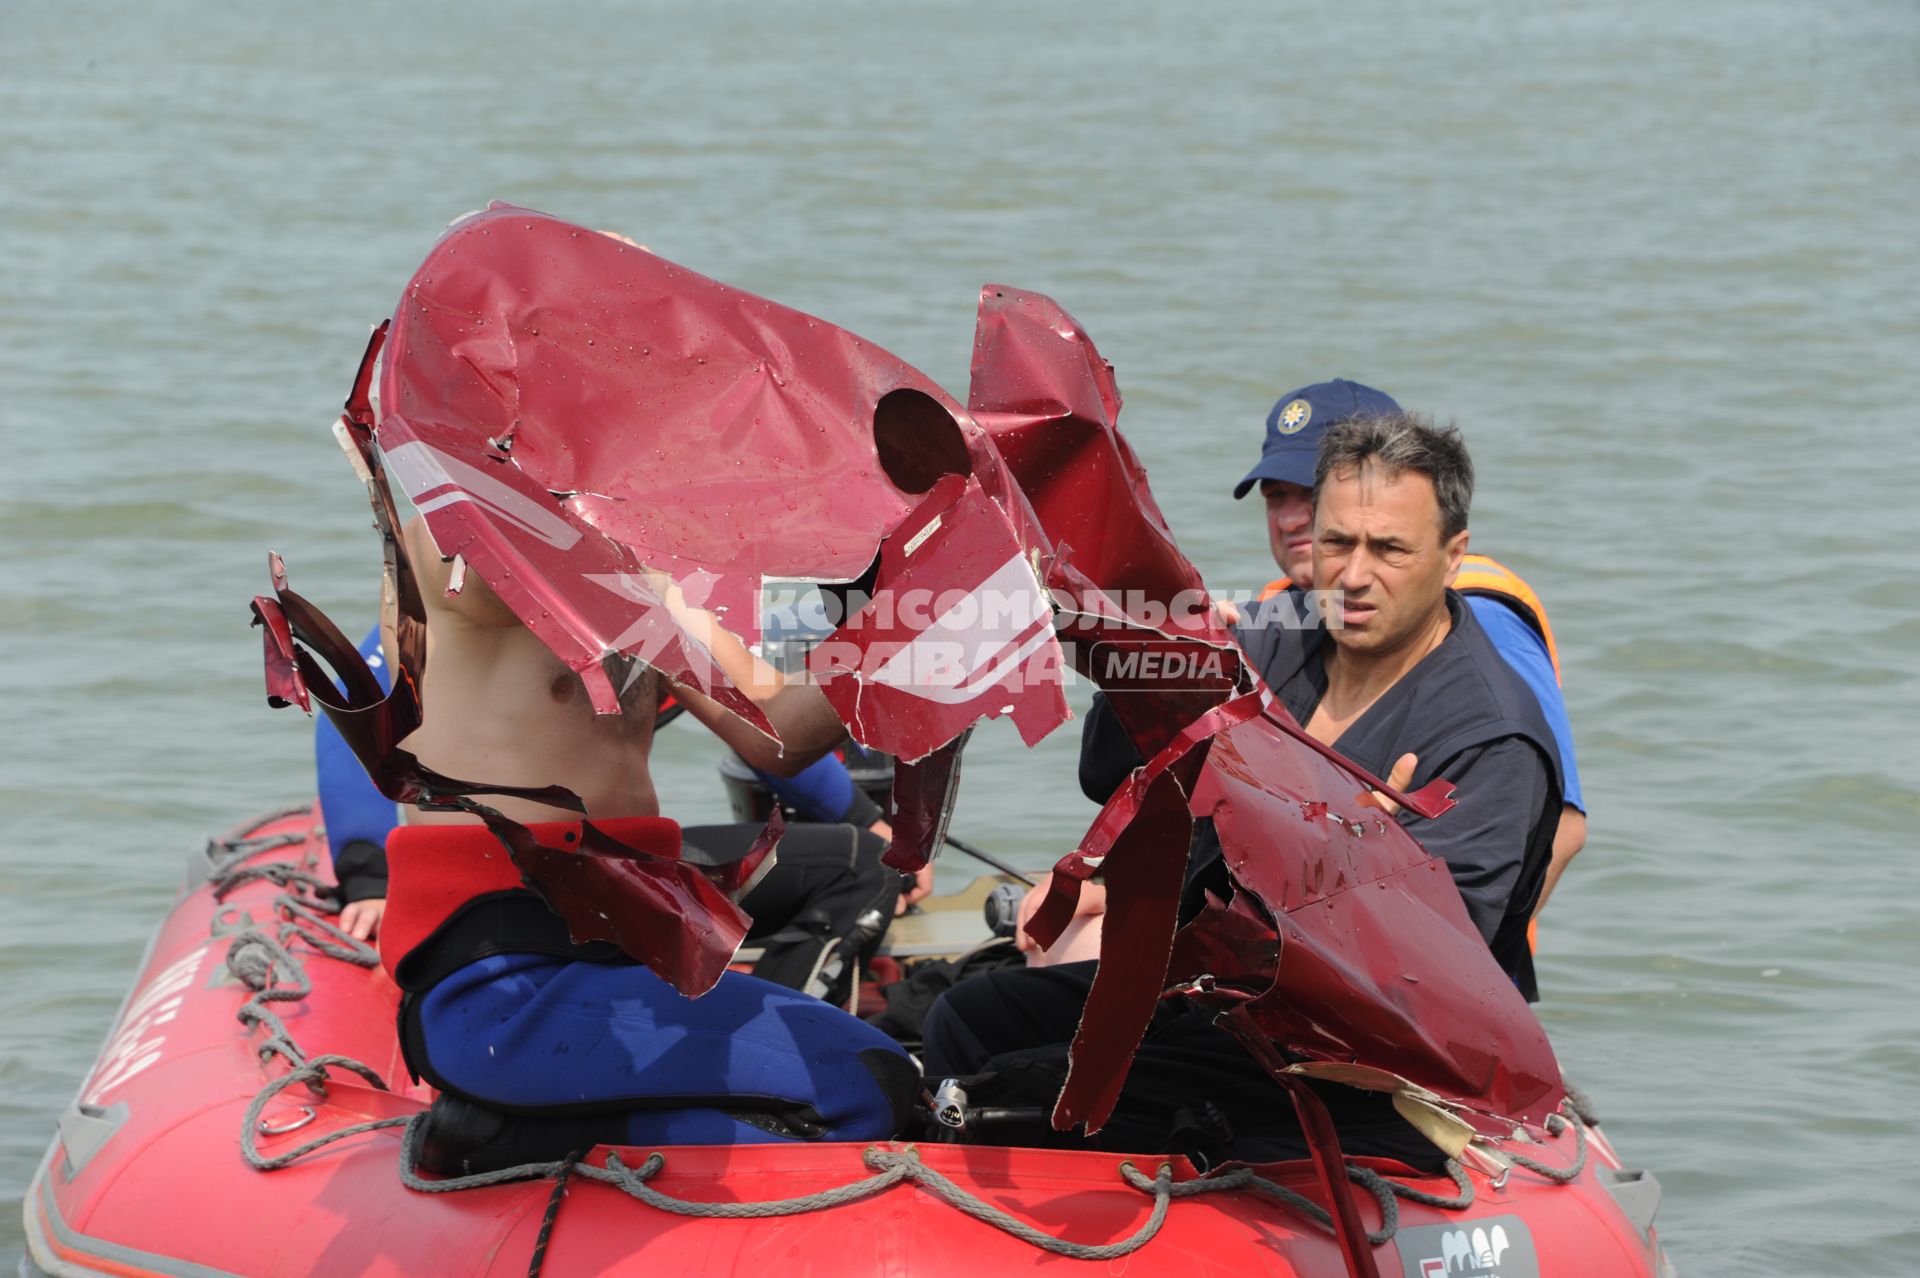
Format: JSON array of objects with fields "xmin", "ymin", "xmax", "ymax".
[
  {"xmin": 873, "ymin": 734, "xmax": 968, "ymax": 875},
  {"xmin": 253, "ymin": 558, "xmax": 309, "ymax": 715},
  {"xmin": 1051, "ymin": 763, "xmax": 1193, "ymax": 1133},
  {"xmin": 1027, "ymin": 691, "xmax": 1266, "ymax": 951},
  {"xmin": 1192, "ymin": 715, "xmax": 1562, "ymax": 1125},
  {"xmin": 969, "ymin": 285, "xmax": 1210, "ymax": 640},
  {"xmin": 1167, "ymin": 890, "xmax": 1280, "ymax": 998},
  {"xmin": 381, "ymin": 206, "xmax": 1079, "ymax": 832},
  {"xmin": 377, "ymin": 203, "xmax": 936, "ymax": 721},
  {"xmin": 808, "ymin": 472, "xmax": 1069, "ymax": 765},
  {"xmin": 486, "ymin": 811, "xmax": 782, "ymax": 997}
]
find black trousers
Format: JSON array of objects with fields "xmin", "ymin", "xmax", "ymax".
[
  {"xmin": 921, "ymin": 960, "xmax": 1444, "ymax": 1170},
  {"xmin": 689, "ymin": 823, "xmax": 900, "ymax": 1004}
]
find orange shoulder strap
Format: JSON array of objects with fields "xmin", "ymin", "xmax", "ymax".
[{"xmin": 1453, "ymin": 553, "xmax": 1561, "ymax": 681}]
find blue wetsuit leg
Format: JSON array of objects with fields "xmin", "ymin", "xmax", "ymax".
[{"xmin": 414, "ymin": 955, "xmax": 915, "ymax": 1144}]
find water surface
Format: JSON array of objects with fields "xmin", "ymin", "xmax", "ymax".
[{"xmin": 4, "ymin": 3, "xmax": 1917, "ymax": 1272}]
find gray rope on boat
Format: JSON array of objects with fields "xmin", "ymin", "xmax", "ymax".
[
  {"xmin": 211, "ymin": 859, "xmax": 333, "ymax": 901},
  {"xmin": 601, "ymin": 1148, "xmax": 915, "ymax": 1218},
  {"xmin": 204, "ymin": 828, "xmax": 306, "ymax": 870},
  {"xmin": 1112, "ymin": 1155, "xmax": 1476, "ymax": 1248},
  {"xmin": 210, "ymin": 815, "xmax": 1580, "ymax": 1261},
  {"xmin": 1562, "ymin": 1079, "xmax": 1601, "ymax": 1126},
  {"xmin": 1503, "ymin": 1109, "xmax": 1589, "ymax": 1184},
  {"xmin": 855, "ymin": 1149, "xmax": 1177, "ymax": 1260},
  {"xmin": 392, "ymin": 1105, "xmax": 1486, "ymax": 1262},
  {"xmin": 240, "ymin": 1056, "xmax": 410, "ymax": 1172},
  {"xmin": 227, "ymin": 928, "xmax": 319, "ymax": 1069},
  {"xmin": 275, "ymin": 894, "xmax": 382, "ymax": 965},
  {"xmin": 864, "ymin": 1143, "xmax": 1175, "ymax": 1251},
  {"xmin": 217, "ymin": 836, "xmax": 382, "ymax": 1070},
  {"xmin": 395, "ymin": 1112, "xmax": 1177, "ymax": 1259},
  {"xmin": 391, "ymin": 1113, "xmax": 917, "ymax": 1212},
  {"xmin": 215, "ymin": 824, "xmax": 407, "ymax": 1171},
  {"xmin": 1357, "ymin": 1157, "xmax": 1476, "ymax": 1211}
]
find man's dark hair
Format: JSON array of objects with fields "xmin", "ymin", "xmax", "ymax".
[{"xmin": 1312, "ymin": 412, "xmax": 1474, "ymax": 541}]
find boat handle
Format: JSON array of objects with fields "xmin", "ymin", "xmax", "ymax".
[{"xmin": 258, "ymin": 1106, "xmax": 317, "ymax": 1136}]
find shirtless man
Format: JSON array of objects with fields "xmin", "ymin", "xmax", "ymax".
[
  {"xmin": 318, "ymin": 515, "xmax": 905, "ymax": 1000},
  {"xmin": 381, "ymin": 516, "xmax": 916, "ymax": 1173},
  {"xmin": 398, "ymin": 515, "xmax": 848, "ymax": 819}
]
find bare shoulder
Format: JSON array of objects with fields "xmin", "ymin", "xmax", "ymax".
[{"xmin": 402, "ymin": 516, "xmax": 522, "ymax": 629}]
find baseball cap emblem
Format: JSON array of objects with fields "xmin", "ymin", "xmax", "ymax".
[{"xmin": 1277, "ymin": 398, "xmax": 1312, "ymax": 435}]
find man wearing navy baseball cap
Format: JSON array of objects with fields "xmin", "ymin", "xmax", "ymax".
[
  {"xmin": 1234, "ymin": 380, "xmax": 1403, "ymax": 497},
  {"xmin": 1078, "ymin": 378, "xmax": 1586, "ymax": 927},
  {"xmin": 1232, "ymin": 379, "xmax": 1406, "ymax": 587},
  {"xmin": 1227, "ymin": 379, "xmax": 1588, "ymax": 918}
]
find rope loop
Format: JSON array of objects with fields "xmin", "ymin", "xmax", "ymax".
[
  {"xmin": 241, "ymin": 1055, "xmax": 404, "ymax": 1171},
  {"xmin": 1502, "ymin": 1107, "xmax": 1590, "ymax": 1184},
  {"xmin": 579, "ymin": 1148, "xmax": 909, "ymax": 1218},
  {"xmin": 857, "ymin": 1148, "xmax": 1176, "ymax": 1261},
  {"xmin": 1561, "ymin": 1079, "xmax": 1601, "ymax": 1126},
  {"xmin": 1367, "ymin": 1158, "xmax": 1474, "ymax": 1212},
  {"xmin": 211, "ymin": 860, "xmax": 331, "ymax": 902},
  {"xmin": 276, "ymin": 896, "xmax": 380, "ymax": 967}
]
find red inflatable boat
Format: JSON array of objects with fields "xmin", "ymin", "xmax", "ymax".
[{"xmin": 22, "ymin": 806, "xmax": 1675, "ymax": 1278}]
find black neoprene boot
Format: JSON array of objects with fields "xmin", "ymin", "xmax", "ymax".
[{"xmin": 414, "ymin": 1095, "xmax": 627, "ymax": 1178}]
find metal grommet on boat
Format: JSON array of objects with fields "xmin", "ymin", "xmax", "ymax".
[{"xmin": 257, "ymin": 1106, "xmax": 317, "ymax": 1136}]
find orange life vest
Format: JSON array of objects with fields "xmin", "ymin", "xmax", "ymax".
[
  {"xmin": 1452, "ymin": 554, "xmax": 1561, "ymax": 683},
  {"xmin": 1257, "ymin": 553, "xmax": 1561, "ymax": 682}
]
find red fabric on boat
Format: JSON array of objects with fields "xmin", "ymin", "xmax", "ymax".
[{"xmin": 380, "ymin": 817, "xmax": 681, "ymax": 980}]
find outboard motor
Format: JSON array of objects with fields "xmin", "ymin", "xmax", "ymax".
[{"xmin": 982, "ymin": 882, "xmax": 1026, "ymax": 939}]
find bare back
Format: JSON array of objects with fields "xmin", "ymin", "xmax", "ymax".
[{"xmin": 396, "ymin": 517, "xmax": 660, "ymax": 825}]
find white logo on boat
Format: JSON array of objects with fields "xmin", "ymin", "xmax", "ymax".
[
  {"xmin": 82, "ymin": 948, "xmax": 204, "ymax": 1105},
  {"xmin": 1401, "ymin": 1215, "xmax": 1537, "ymax": 1278}
]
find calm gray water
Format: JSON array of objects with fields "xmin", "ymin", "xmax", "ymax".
[{"xmin": 4, "ymin": 2, "xmax": 1916, "ymax": 1272}]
